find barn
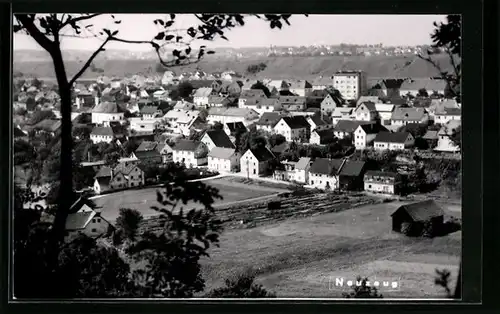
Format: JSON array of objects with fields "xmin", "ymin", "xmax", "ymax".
[{"xmin": 390, "ymin": 200, "xmax": 445, "ymax": 237}]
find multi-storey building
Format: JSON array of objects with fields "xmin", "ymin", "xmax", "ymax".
[{"xmin": 332, "ymin": 70, "xmax": 367, "ymax": 101}]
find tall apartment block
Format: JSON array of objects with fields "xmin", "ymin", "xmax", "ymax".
[{"xmin": 332, "ymin": 70, "xmax": 367, "ymax": 101}]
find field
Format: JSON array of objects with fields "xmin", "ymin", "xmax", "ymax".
[
  {"xmin": 13, "ymin": 54, "xmax": 453, "ymax": 81},
  {"xmin": 199, "ymin": 200, "xmax": 461, "ymax": 298},
  {"xmin": 93, "ymin": 176, "xmax": 289, "ymax": 222}
]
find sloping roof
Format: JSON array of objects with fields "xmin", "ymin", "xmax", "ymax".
[
  {"xmin": 309, "ymin": 115, "xmax": 331, "ymax": 127},
  {"xmin": 311, "ymin": 77, "xmax": 333, "ymax": 86},
  {"xmin": 208, "ymin": 107, "xmax": 258, "ymax": 118},
  {"xmin": 374, "ymin": 131, "xmax": 412, "ymax": 144},
  {"xmin": 278, "ymin": 96, "xmax": 307, "ymax": 105},
  {"xmin": 331, "ymin": 107, "xmax": 354, "ymax": 117},
  {"xmin": 204, "ymin": 129, "xmax": 235, "ymax": 149},
  {"xmin": 365, "ymin": 170, "xmax": 398, "ymax": 178},
  {"xmin": 140, "ymin": 105, "xmax": 159, "ymax": 114},
  {"xmin": 358, "ymin": 123, "xmax": 388, "ymax": 134},
  {"xmin": 240, "ymin": 89, "xmax": 267, "ymax": 99},
  {"xmin": 255, "ymin": 112, "xmax": 284, "ymax": 126},
  {"xmin": 208, "ymin": 147, "xmax": 236, "ymax": 159},
  {"xmin": 288, "ymin": 80, "xmax": 312, "ymax": 89},
  {"xmin": 271, "ymin": 142, "xmax": 290, "ymax": 154},
  {"xmin": 435, "ymin": 107, "xmax": 461, "ymax": 116},
  {"xmin": 422, "ymin": 130, "xmax": 439, "ymax": 140},
  {"xmin": 382, "ymin": 79, "xmax": 405, "ymax": 89},
  {"xmin": 225, "ymin": 121, "xmax": 247, "ymax": 133},
  {"xmin": 357, "ymin": 101, "xmax": 377, "ymax": 112},
  {"xmin": 92, "ymin": 101, "xmax": 124, "ymax": 114},
  {"xmin": 391, "ymin": 107, "xmax": 426, "ymax": 121},
  {"xmin": 375, "ymin": 103, "xmax": 395, "ymax": 113},
  {"xmin": 193, "ymin": 87, "xmax": 213, "ymax": 97},
  {"xmin": 313, "ymin": 129, "xmax": 336, "ymax": 140},
  {"xmin": 356, "ymin": 96, "xmax": 380, "ymax": 107},
  {"xmin": 339, "ymin": 160, "xmax": 365, "ymax": 177},
  {"xmin": 136, "ymin": 140, "xmax": 158, "ymax": 152},
  {"xmin": 310, "ymin": 158, "xmax": 344, "ymax": 175},
  {"xmin": 400, "ymin": 78, "xmax": 447, "ymax": 91},
  {"xmin": 438, "ymin": 120, "xmax": 461, "ymax": 136},
  {"xmin": 208, "ymin": 96, "xmax": 229, "ymax": 104},
  {"xmin": 33, "ymin": 119, "xmax": 62, "ymax": 133},
  {"xmin": 173, "ymin": 139, "xmax": 201, "ymax": 151},
  {"xmin": 91, "ymin": 126, "xmax": 115, "ymax": 136},
  {"xmin": 114, "ymin": 162, "xmax": 143, "ymax": 175},
  {"xmin": 249, "ymin": 146, "xmax": 275, "ymax": 162},
  {"xmin": 245, "ymin": 98, "xmax": 279, "ymax": 108},
  {"xmin": 334, "ymin": 120, "xmax": 373, "ymax": 133},
  {"xmin": 95, "ymin": 166, "xmax": 112, "ymax": 178},
  {"xmin": 69, "ymin": 196, "xmax": 95, "ymax": 213},
  {"xmin": 281, "ymin": 116, "xmax": 310, "ymax": 129},
  {"xmin": 391, "ymin": 200, "xmax": 444, "ymax": 222},
  {"xmin": 65, "ymin": 211, "xmax": 95, "ymax": 230},
  {"xmin": 295, "ymin": 157, "xmax": 312, "ymax": 170}
]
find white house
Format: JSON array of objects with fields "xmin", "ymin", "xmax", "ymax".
[
  {"xmin": 90, "ymin": 126, "xmax": 124, "ymax": 144},
  {"xmin": 308, "ymin": 158, "xmax": 345, "ymax": 190},
  {"xmin": 172, "ymin": 140, "xmax": 209, "ymax": 168},
  {"xmin": 238, "ymin": 89, "xmax": 267, "ymax": 107},
  {"xmin": 193, "ymin": 87, "xmax": 215, "ymax": 107},
  {"xmin": 163, "ymin": 109, "xmax": 201, "ymax": 136},
  {"xmin": 354, "ymin": 101, "xmax": 379, "ymax": 122},
  {"xmin": 129, "ymin": 117, "xmax": 162, "ymax": 133},
  {"xmin": 278, "ymin": 96, "xmax": 307, "ymax": 112},
  {"xmin": 241, "ymin": 98, "xmax": 280, "ymax": 115},
  {"xmin": 373, "ymin": 132, "xmax": 415, "ymax": 151},
  {"xmin": 390, "ymin": 107, "xmax": 429, "ymax": 126},
  {"xmin": 200, "ymin": 129, "xmax": 235, "ymax": 151},
  {"xmin": 294, "ymin": 157, "xmax": 312, "ymax": 184},
  {"xmin": 434, "ymin": 120, "xmax": 461, "ymax": 153},
  {"xmin": 64, "ymin": 210, "xmax": 112, "ymax": 241},
  {"xmin": 240, "ymin": 147, "xmax": 275, "ymax": 177},
  {"xmin": 91, "ymin": 101, "xmax": 125, "ymax": 126},
  {"xmin": 273, "ymin": 116, "xmax": 310, "ymax": 142},
  {"xmin": 273, "ymin": 160, "xmax": 298, "ymax": 182},
  {"xmin": 353, "ymin": 124, "xmax": 388, "ymax": 150},
  {"xmin": 364, "ymin": 171, "xmax": 401, "ymax": 195},
  {"xmin": 306, "ymin": 115, "xmax": 333, "ymax": 132},
  {"xmin": 375, "ymin": 103, "xmax": 395, "ymax": 125},
  {"xmin": 255, "ymin": 112, "xmax": 286, "ymax": 133},
  {"xmin": 140, "ymin": 105, "xmax": 163, "ymax": 119},
  {"xmin": 434, "ymin": 107, "xmax": 461, "ymax": 125},
  {"xmin": 207, "ymin": 107, "xmax": 260, "ymax": 126},
  {"xmin": 287, "ymin": 80, "xmax": 313, "ymax": 97},
  {"xmin": 207, "ymin": 147, "xmax": 240, "ymax": 173},
  {"xmin": 331, "ymin": 107, "xmax": 355, "ymax": 125}
]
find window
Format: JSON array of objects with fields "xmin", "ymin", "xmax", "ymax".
[
  {"xmin": 97, "ymin": 218, "xmax": 101, "ymax": 223},
  {"xmin": 91, "ymin": 228, "xmax": 97, "ymax": 232},
  {"xmin": 253, "ymin": 169, "xmax": 256, "ymax": 175},
  {"xmin": 131, "ymin": 182, "xmax": 135, "ymax": 187},
  {"xmin": 92, "ymin": 219, "xmax": 96, "ymax": 223}
]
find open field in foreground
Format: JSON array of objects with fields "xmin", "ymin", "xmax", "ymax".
[
  {"xmin": 199, "ymin": 201, "xmax": 461, "ymax": 298},
  {"xmin": 93, "ymin": 176, "xmax": 289, "ymax": 222}
]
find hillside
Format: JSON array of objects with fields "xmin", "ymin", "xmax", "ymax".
[{"xmin": 13, "ymin": 54, "xmax": 453, "ymax": 81}]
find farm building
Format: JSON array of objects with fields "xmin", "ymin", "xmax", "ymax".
[
  {"xmin": 390, "ymin": 200, "xmax": 445, "ymax": 237},
  {"xmin": 364, "ymin": 171, "xmax": 401, "ymax": 195}
]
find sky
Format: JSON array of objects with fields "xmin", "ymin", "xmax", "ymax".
[{"xmin": 13, "ymin": 14, "xmax": 447, "ymax": 51}]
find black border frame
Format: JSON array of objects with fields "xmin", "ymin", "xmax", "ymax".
[{"xmin": 1, "ymin": 0, "xmax": 492, "ymax": 313}]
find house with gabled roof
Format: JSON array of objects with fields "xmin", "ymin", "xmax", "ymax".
[
  {"xmin": 91, "ymin": 101, "xmax": 125, "ymax": 126},
  {"xmin": 375, "ymin": 103, "xmax": 395, "ymax": 125},
  {"xmin": 201, "ymin": 129, "xmax": 235, "ymax": 151},
  {"xmin": 380, "ymin": 79, "xmax": 405, "ymax": 98},
  {"xmin": 320, "ymin": 93, "xmax": 343, "ymax": 115},
  {"xmin": 31, "ymin": 119, "xmax": 62, "ymax": 136},
  {"xmin": 90, "ymin": 126, "xmax": 125, "ymax": 144},
  {"xmin": 172, "ymin": 139, "xmax": 209, "ymax": 168},
  {"xmin": 373, "ymin": 131, "xmax": 415, "ymax": 151},
  {"xmin": 311, "ymin": 76, "xmax": 333, "ymax": 90},
  {"xmin": 240, "ymin": 146, "xmax": 276, "ymax": 177},
  {"xmin": 338, "ymin": 159, "xmax": 367, "ymax": 191},
  {"xmin": 241, "ymin": 97, "xmax": 280, "ymax": 115},
  {"xmin": 93, "ymin": 166, "xmax": 113, "ymax": 194},
  {"xmin": 255, "ymin": 112, "xmax": 286, "ymax": 133},
  {"xmin": 364, "ymin": 171, "xmax": 401, "ymax": 195},
  {"xmin": 207, "ymin": 96, "xmax": 231, "ymax": 108},
  {"xmin": 306, "ymin": 115, "xmax": 333, "ymax": 132},
  {"xmin": 391, "ymin": 107, "xmax": 429, "ymax": 126},
  {"xmin": 400, "ymin": 78, "xmax": 447, "ymax": 96},
  {"xmin": 308, "ymin": 158, "xmax": 345, "ymax": 190},
  {"xmin": 238, "ymin": 89, "xmax": 267, "ymax": 107},
  {"xmin": 140, "ymin": 105, "xmax": 162, "ymax": 119},
  {"xmin": 354, "ymin": 101, "xmax": 379, "ymax": 122},
  {"xmin": 390, "ymin": 200, "xmax": 444, "ymax": 236},
  {"xmin": 193, "ymin": 87, "xmax": 216, "ymax": 106},
  {"xmin": 434, "ymin": 107, "xmax": 461, "ymax": 125},
  {"xmin": 294, "ymin": 157, "xmax": 313, "ymax": 184},
  {"xmin": 288, "ymin": 80, "xmax": 313, "ymax": 97},
  {"xmin": 273, "ymin": 116, "xmax": 311, "ymax": 142},
  {"xmin": 278, "ymin": 96, "xmax": 307, "ymax": 112},
  {"xmin": 207, "ymin": 147, "xmax": 241, "ymax": 173},
  {"xmin": 131, "ymin": 141, "xmax": 163, "ymax": 165},
  {"xmin": 109, "ymin": 163, "xmax": 146, "ymax": 189},
  {"xmin": 309, "ymin": 129, "xmax": 336, "ymax": 145},
  {"xmin": 223, "ymin": 121, "xmax": 247, "ymax": 140},
  {"xmin": 434, "ymin": 120, "xmax": 461, "ymax": 153},
  {"xmin": 207, "ymin": 107, "xmax": 260, "ymax": 126},
  {"xmin": 353, "ymin": 123, "xmax": 389, "ymax": 150},
  {"xmin": 64, "ymin": 210, "xmax": 112, "ymax": 242},
  {"xmin": 331, "ymin": 107, "xmax": 355, "ymax": 125},
  {"xmin": 333, "ymin": 120, "xmax": 375, "ymax": 140}
]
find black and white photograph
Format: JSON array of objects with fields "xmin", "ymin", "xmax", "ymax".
[{"xmin": 12, "ymin": 13, "xmax": 462, "ymax": 299}]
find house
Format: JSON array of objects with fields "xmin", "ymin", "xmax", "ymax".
[
  {"xmin": 306, "ymin": 115, "xmax": 333, "ymax": 132},
  {"xmin": 64, "ymin": 210, "xmax": 112, "ymax": 241},
  {"xmin": 172, "ymin": 140, "xmax": 209, "ymax": 168},
  {"xmin": 278, "ymin": 96, "xmax": 307, "ymax": 111},
  {"xmin": 270, "ymin": 142, "xmax": 290, "ymax": 158},
  {"xmin": 308, "ymin": 158, "xmax": 344, "ymax": 190},
  {"xmin": 240, "ymin": 146, "xmax": 275, "ymax": 177},
  {"xmin": 422, "ymin": 130, "xmax": 439, "ymax": 148},
  {"xmin": 163, "ymin": 109, "xmax": 201, "ymax": 136},
  {"xmin": 287, "ymin": 80, "xmax": 313, "ymax": 96},
  {"xmin": 207, "ymin": 147, "xmax": 240, "ymax": 173},
  {"xmin": 201, "ymin": 129, "xmax": 235, "ymax": 151},
  {"xmin": 207, "ymin": 96, "xmax": 231, "ymax": 108},
  {"xmin": 434, "ymin": 107, "xmax": 461, "ymax": 125},
  {"xmin": 206, "ymin": 107, "xmax": 260, "ymax": 126},
  {"xmin": 140, "ymin": 105, "xmax": 162, "ymax": 119},
  {"xmin": 91, "ymin": 101, "xmax": 125, "ymax": 126},
  {"xmin": 312, "ymin": 76, "xmax": 333, "ymax": 90},
  {"xmin": 320, "ymin": 93, "xmax": 343, "ymax": 115},
  {"xmin": 241, "ymin": 98, "xmax": 280, "ymax": 115},
  {"xmin": 338, "ymin": 160, "xmax": 366, "ymax": 191},
  {"xmin": 354, "ymin": 101, "xmax": 379, "ymax": 122},
  {"xmin": 93, "ymin": 166, "xmax": 113, "ymax": 194},
  {"xmin": 373, "ymin": 132, "xmax": 415, "ymax": 151},
  {"xmin": 129, "ymin": 117, "xmax": 162, "ymax": 133},
  {"xmin": 90, "ymin": 126, "xmax": 125, "ymax": 144},
  {"xmin": 390, "ymin": 107, "xmax": 429, "ymax": 126},
  {"xmin": 434, "ymin": 120, "xmax": 461, "ymax": 153},
  {"xmin": 193, "ymin": 87, "xmax": 215, "ymax": 106},
  {"xmin": 238, "ymin": 89, "xmax": 267, "ymax": 107},
  {"xmin": 294, "ymin": 157, "xmax": 312, "ymax": 184},
  {"xmin": 356, "ymin": 96, "xmax": 381, "ymax": 107},
  {"xmin": 223, "ymin": 122, "xmax": 247, "ymax": 141},
  {"xmin": 390, "ymin": 200, "xmax": 444, "ymax": 236},
  {"xmin": 132, "ymin": 141, "xmax": 163, "ymax": 165},
  {"xmin": 364, "ymin": 171, "xmax": 401, "ymax": 195},
  {"xmin": 310, "ymin": 129, "xmax": 336, "ymax": 145},
  {"xmin": 109, "ymin": 163, "xmax": 146, "ymax": 189},
  {"xmin": 353, "ymin": 124, "xmax": 389, "ymax": 150},
  {"xmin": 273, "ymin": 116, "xmax": 310, "ymax": 142},
  {"xmin": 255, "ymin": 112, "xmax": 285, "ymax": 133},
  {"xmin": 399, "ymin": 78, "xmax": 447, "ymax": 97},
  {"xmin": 331, "ymin": 107, "xmax": 355, "ymax": 125},
  {"xmin": 380, "ymin": 79, "xmax": 405, "ymax": 98},
  {"xmin": 273, "ymin": 160, "xmax": 298, "ymax": 181},
  {"xmin": 31, "ymin": 119, "xmax": 62, "ymax": 136},
  {"xmin": 374, "ymin": 103, "xmax": 395, "ymax": 126},
  {"xmin": 333, "ymin": 120, "xmax": 375, "ymax": 140}
]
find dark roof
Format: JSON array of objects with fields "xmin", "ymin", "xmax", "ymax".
[
  {"xmin": 240, "ymin": 89, "xmax": 267, "ymax": 99},
  {"xmin": 92, "ymin": 101, "xmax": 124, "ymax": 113},
  {"xmin": 339, "ymin": 160, "xmax": 366, "ymax": 177},
  {"xmin": 135, "ymin": 140, "xmax": 158, "ymax": 152},
  {"xmin": 358, "ymin": 101, "xmax": 377, "ymax": 112},
  {"xmin": 391, "ymin": 200, "xmax": 444, "ymax": 222},
  {"xmin": 249, "ymin": 146, "xmax": 275, "ymax": 161},
  {"xmin": 422, "ymin": 130, "xmax": 439, "ymax": 140},
  {"xmin": 278, "ymin": 96, "xmax": 307, "ymax": 104},
  {"xmin": 14, "ymin": 126, "xmax": 27, "ymax": 137},
  {"xmin": 281, "ymin": 116, "xmax": 310, "ymax": 129},
  {"xmin": 225, "ymin": 121, "xmax": 247, "ymax": 134},
  {"xmin": 310, "ymin": 158, "xmax": 344, "ymax": 175},
  {"xmin": 382, "ymin": 79, "xmax": 405, "ymax": 89},
  {"xmin": 33, "ymin": 119, "xmax": 62, "ymax": 133},
  {"xmin": 365, "ymin": 170, "xmax": 399, "ymax": 178},
  {"xmin": 91, "ymin": 126, "xmax": 116, "ymax": 136},
  {"xmin": 358, "ymin": 123, "xmax": 388, "ymax": 134},
  {"xmin": 95, "ymin": 166, "xmax": 112, "ymax": 178},
  {"xmin": 204, "ymin": 129, "xmax": 235, "ymax": 149},
  {"xmin": 334, "ymin": 120, "xmax": 373, "ymax": 133},
  {"xmin": 255, "ymin": 112, "xmax": 284, "ymax": 126},
  {"xmin": 374, "ymin": 131, "xmax": 412, "ymax": 144},
  {"xmin": 69, "ymin": 196, "xmax": 95, "ymax": 214},
  {"xmin": 309, "ymin": 115, "xmax": 331, "ymax": 126},
  {"xmin": 313, "ymin": 129, "xmax": 335, "ymax": 140},
  {"xmin": 173, "ymin": 139, "xmax": 202, "ymax": 151},
  {"xmin": 114, "ymin": 162, "xmax": 143, "ymax": 175},
  {"xmin": 271, "ymin": 142, "xmax": 290, "ymax": 154},
  {"xmin": 436, "ymin": 107, "xmax": 461, "ymax": 116},
  {"xmin": 65, "ymin": 211, "xmax": 94, "ymax": 230}
]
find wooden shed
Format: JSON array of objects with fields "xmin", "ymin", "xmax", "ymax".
[{"xmin": 390, "ymin": 200, "xmax": 444, "ymax": 236}]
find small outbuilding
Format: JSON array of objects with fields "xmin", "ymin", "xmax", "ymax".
[{"xmin": 390, "ymin": 200, "xmax": 445, "ymax": 237}]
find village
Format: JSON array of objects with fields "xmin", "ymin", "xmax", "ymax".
[{"xmin": 13, "ymin": 69, "xmax": 462, "ymax": 297}]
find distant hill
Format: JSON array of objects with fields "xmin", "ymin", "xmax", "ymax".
[{"xmin": 13, "ymin": 54, "xmax": 453, "ymax": 81}]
